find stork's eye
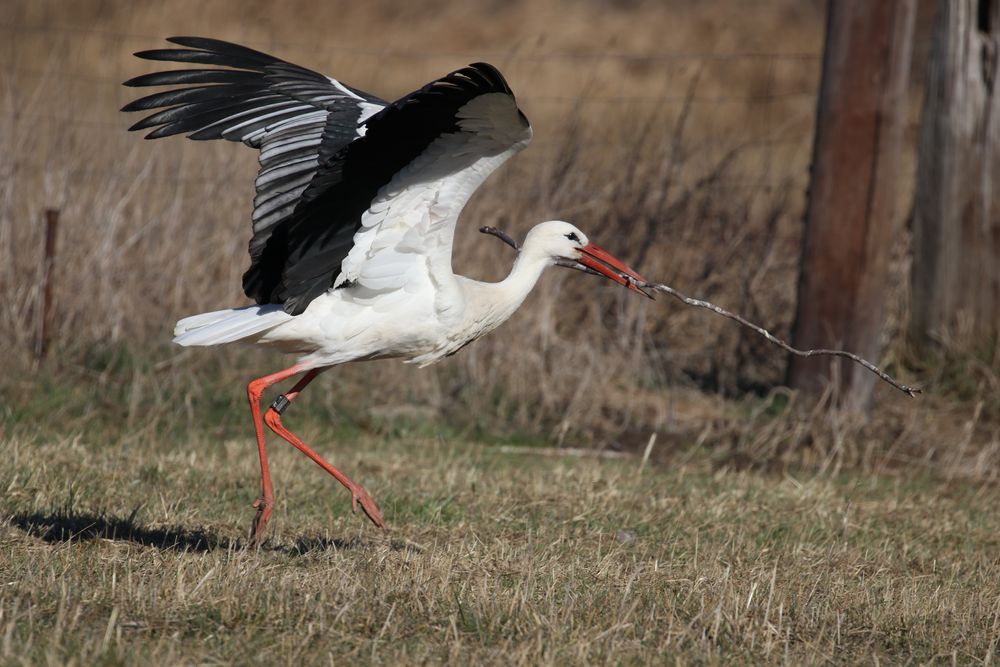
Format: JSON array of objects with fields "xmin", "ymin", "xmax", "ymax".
[{"xmin": 565, "ymin": 232, "xmax": 580, "ymax": 243}]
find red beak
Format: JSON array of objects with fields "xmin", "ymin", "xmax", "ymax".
[{"xmin": 576, "ymin": 243, "xmax": 648, "ymax": 296}]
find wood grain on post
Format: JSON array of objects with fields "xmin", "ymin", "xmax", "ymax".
[
  {"xmin": 788, "ymin": 0, "xmax": 916, "ymax": 412},
  {"xmin": 911, "ymin": 0, "xmax": 1000, "ymax": 347}
]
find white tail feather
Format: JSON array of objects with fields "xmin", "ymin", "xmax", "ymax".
[{"xmin": 173, "ymin": 305, "xmax": 291, "ymax": 346}]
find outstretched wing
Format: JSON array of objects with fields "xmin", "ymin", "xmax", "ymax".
[
  {"xmin": 123, "ymin": 36, "xmax": 386, "ymax": 267},
  {"xmin": 242, "ymin": 62, "xmax": 532, "ymax": 315},
  {"xmin": 124, "ymin": 39, "xmax": 531, "ymax": 316}
]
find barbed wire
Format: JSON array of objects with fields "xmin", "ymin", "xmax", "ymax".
[
  {"xmin": 2, "ymin": 22, "xmax": 823, "ymax": 63},
  {"xmin": 0, "ymin": 108, "xmax": 813, "ymax": 144},
  {"xmin": 2, "ymin": 21, "xmax": 816, "ymax": 195},
  {"xmin": 2, "ymin": 63, "xmax": 817, "ymax": 105},
  {"xmin": 5, "ymin": 149, "xmax": 804, "ymax": 193}
]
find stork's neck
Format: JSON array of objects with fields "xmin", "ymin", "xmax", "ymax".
[
  {"xmin": 458, "ymin": 246, "xmax": 552, "ymax": 335},
  {"xmin": 499, "ymin": 246, "xmax": 551, "ymax": 304}
]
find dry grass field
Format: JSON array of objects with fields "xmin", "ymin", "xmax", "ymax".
[
  {"xmin": 4, "ymin": 405, "xmax": 1000, "ymax": 665},
  {"xmin": 3, "ymin": 0, "xmax": 1000, "ymax": 664}
]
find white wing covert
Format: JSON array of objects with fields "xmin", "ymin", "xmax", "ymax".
[{"xmin": 338, "ymin": 87, "xmax": 533, "ymax": 305}]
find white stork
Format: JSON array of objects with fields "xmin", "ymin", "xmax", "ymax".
[{"xmin": 123, "ymin": 37, "xmax": 646, "ymax": 542}]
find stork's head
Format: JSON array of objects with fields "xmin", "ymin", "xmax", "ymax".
[{"xmin": 523, "ymin": 220, "xmax": 648, "ymax": 296}]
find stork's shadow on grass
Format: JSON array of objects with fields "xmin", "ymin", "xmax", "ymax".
[
  {"xmin": 8, "ymin": 510, "xmax": 394, "ymax": 554},
  {"xmin": 10, "ymin": 510, "xmax": 228, "ymax": 552}
]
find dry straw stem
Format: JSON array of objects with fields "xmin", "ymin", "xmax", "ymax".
[
  {"xmin": 639, "ymin": 280, "xmax": 921, "ymax": 397},
  {"xmin": 480, "ymin": 226, "xmax": 920, "ymax": 398}
]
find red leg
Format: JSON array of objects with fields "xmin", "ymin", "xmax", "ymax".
[
  {"xmin": 263, "ymin": 380, "xmax": 386, "ymax": 530},
  {"xmin": 246, "ymin": 364, "xmax": 307, "ymax": 544}
]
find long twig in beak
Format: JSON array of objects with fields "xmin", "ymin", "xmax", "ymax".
[
  {"xmin": 633, "ymin": 278, "xmax": 920, "ymax": 398},
  {"xmin": 476, "ymin": 227, "xmax": 918, "ymax": 398},
  {"xmin": 553, "ymin": 257, "xmax": 604, "ymax": 277},
  {"xmin": 479, "ymin": 226, "xmax": 520, "ymax": 251}
]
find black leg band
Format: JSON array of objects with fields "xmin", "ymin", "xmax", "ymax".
[{"xmin": 270, "ymin": 394, "xmax": 291, "ymax": 415}]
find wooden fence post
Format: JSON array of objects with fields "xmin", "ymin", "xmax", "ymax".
[
  {"xmin": 34, "ymin": 209, "xmax": 59, "ymax": 363},
  {"xmin": 787, "ymin": 0, "xmax": 916, "ymax": 412},
  {"xmin": 910, "ymin": 0, "xmax": 1000, "ymax": 349}
]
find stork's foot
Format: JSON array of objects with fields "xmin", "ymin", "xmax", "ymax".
[
  {"xmin": 350, "ymin": 485, "xmax": 387, "ymax": 529},
  {"xmin": 249, "ymin": 495, "xmax": 273, "ymax": 545}
]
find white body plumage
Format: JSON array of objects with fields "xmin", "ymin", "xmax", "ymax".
[{"xmin": 174, "ymin": 220, "xmax": 589, "ymax": 368}]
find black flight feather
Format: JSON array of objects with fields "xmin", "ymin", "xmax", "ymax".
[{"xmin": 123, "ymin": 38, "xmax": 524, "ymax": 316}]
